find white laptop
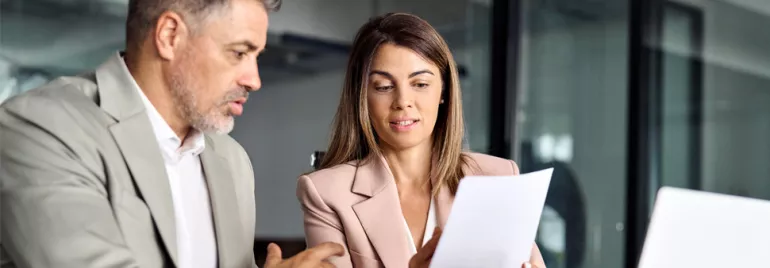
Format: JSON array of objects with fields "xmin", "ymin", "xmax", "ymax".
[{"xmin": 638, "ymin": 187, "xmax": 770, "ymax": 268}]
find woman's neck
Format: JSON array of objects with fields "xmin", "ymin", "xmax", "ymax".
[{"xmin": 382, "ymin": 142, "xmax": 433, "ymax": 189}]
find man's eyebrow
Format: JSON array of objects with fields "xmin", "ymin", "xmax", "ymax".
[{"xmin": 229, "ymin": 41, "xmax": 259, "ymax": 51}]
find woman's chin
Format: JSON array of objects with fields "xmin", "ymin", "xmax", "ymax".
[{"xmin": 380, "ymin": 136, "xmax": 432, "ymax": 152}]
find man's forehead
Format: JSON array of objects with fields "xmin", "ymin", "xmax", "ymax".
[
  {"xmin": 201, "ymin": 2, "xmax": 268, "ymax": 48},
  {"xmin": 224, "ymin": 0, "xmax": 269, "ymax": 28}
]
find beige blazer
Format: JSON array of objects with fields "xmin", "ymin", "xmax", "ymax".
[
  {"xmin": 0, "ymin": 54, "xmax": 257, "ymax": 268},
  {"xmin": 297, "ymin": 152, "xmax": 545, "ymax": 268}
]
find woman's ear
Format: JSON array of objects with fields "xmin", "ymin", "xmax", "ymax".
[{"xmin": 441, "ymin": 82, "xmax": 449, "ymax": 104}]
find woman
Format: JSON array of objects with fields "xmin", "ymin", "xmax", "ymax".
[{"xmin": 296, "ymin": 13, "xmax": 546, "ymax": 268}]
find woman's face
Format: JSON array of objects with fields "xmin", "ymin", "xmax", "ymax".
[{"xmin": 367, "ymin": 43, "xmax": 443, "ymax": 152}]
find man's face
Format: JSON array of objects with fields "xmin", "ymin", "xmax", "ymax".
[{"xmin": 167, "ymin": 0, "xmax": 268, "ymax": 134}]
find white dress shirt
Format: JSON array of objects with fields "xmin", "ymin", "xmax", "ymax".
[
  {"xmin": 404, "ymin": 198, "xmax": 437, "ymax": 255},
  {"xmin": 119, "ymin": 59, "xmax": 218, "ymax": 268}
]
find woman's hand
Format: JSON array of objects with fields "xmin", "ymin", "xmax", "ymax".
[
  {"xmin": 524, "ymin": 243, "xmax": 546, "ymax": 268},
  {"xmin": 522, "ymin": 262, "xmax": 542, "ymax": 268},
  {"xmin": 409, "ymin": 228, "xmax": 546, "ymax": 268},
  {"xmin": 409, "ymin": 227, "xmax": 443, "ymax": 268}
]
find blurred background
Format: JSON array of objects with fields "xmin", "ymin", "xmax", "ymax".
[{"xmin": 2, "ymin": 0, "xmax": 769, "ymax": 267}]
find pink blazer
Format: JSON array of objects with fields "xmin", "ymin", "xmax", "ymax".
[{"xmin": 296, "ymin": 152, "xmax": 545, "ymax": 268}]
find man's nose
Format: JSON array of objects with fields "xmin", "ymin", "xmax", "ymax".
[{"xmin": 238, "ymin": 62, "xmax": 262, "ymax": 92}]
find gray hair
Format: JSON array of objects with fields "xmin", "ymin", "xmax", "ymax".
[{"xmin": 125, "ymin": 0, "xmax": 281, "ymax": 50}]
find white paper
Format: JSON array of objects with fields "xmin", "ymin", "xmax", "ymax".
[{"xmin": 430, "ymin": 168, "xmax": 553, "ymax": 268}]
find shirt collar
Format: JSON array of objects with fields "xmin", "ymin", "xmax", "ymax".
[{"xmin": 117, "ymin": 55, "xmax": 206, "ymax": 158}]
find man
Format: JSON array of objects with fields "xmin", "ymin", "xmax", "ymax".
[{"xmin": 0, "ymin": 0, "xmax": 344, "ymax": 267}]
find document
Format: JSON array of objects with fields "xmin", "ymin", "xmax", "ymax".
[{"xmin": 430, "ymin": 168, "xmax": 553, "ymax": 268}]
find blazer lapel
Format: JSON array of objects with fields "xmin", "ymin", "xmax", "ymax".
[
  {"xmin": 109, "ymin": 118, "xmax": 179, "ymax": 265},
  {"xmin": 98, "ymin": 54, "xmax": 179, "ymax": 266},
  {"xmin": 200, "ymin": 141, "xmax": 247, "ymax": 268},
  {"xmin": 351, "ymin": 156, "xmax": 413, "ymax": 268}
]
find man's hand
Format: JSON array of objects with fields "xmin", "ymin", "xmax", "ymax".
[
  {"xmin": 263, "ymin": 242, "xmax": 344, "ymax": 268},
  {"xmin": 409, "ymin": 227, "xmax": 442, "ymax": 268}
]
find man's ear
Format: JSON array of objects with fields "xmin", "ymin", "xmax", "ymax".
[{"xmin": 154, "ymin": 11, "xmax": 189, "ymax": 61}]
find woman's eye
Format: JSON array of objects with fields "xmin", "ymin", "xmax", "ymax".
[
  {"xmin": 375, "ymin": 85, "xmax": 394, "ymax": 91},
  {"xmin": 415, "ymin": 83, "xmax": 429, "ymax": 88}
]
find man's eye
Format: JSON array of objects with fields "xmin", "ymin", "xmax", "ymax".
[{"xmin": 233, "ymin": 51, "xmax": 247, "ymax": 59}]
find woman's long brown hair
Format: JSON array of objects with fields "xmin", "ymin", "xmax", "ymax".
[{"xmin": 319, "ymin": 12, "xmax": 472, "ymax": 196}]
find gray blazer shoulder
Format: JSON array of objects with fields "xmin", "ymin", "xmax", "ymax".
[{"xmin": 0, "ymin": 54, "xmax": 258, "ymax": 268}]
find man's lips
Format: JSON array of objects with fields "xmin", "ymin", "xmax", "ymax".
[
  {"xmin": 232, "ymin": 97, "xmax": 247, "ymax": 105},
  {"xmin": 228, "ymin": 98, "xmax": 247, "ymax": 116}
]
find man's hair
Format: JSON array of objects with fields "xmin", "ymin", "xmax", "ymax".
[{"xmin": 125, "ymin": 0, "xmax": 281, "ymax": 50}]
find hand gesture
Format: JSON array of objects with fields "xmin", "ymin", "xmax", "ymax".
[
  {"xmin": 263, "ymin": 242, "xmax": 344, "ymax": 268},
  {"xmin": 409, "ymin": 227, "xmax": 442, "ymax": 268}
]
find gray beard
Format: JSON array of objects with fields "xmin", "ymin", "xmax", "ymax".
[{"xmin": 168, "ymin": 71, "xmax": 235, "ymax": 135}]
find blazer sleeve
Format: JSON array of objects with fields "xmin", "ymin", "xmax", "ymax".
[
  {"xmin": 296, "ymin": 175, "xmax": 353, "ymax": 268},
  {"xmin": 0, "ymin": 99, "xmax": 139, "ymax": 268}
]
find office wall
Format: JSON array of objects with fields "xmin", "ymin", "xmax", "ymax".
[
  {"xmin": 267, "ymin": 0, "xmax": 373, "ymax": 43},
  {"xmin": 268, "ymin": 0, "xmax": 473, "ymax": 44},
  {"xmin": 517, "ymin": 3, "xmax": 629, "ymax": 265},
  {"xmin": 231, "ymin": 70, "xmax": 344, "ymax": 238},
  {"xmin": 697, "ymin": 0, "xmax": 770, "ymax": 199},
  {"xmin": 0, "ymin": 2, "xmax": 125, "ymax": 76},
  {"xmin": 664, "ymin": 0, "xmax": 770, "ymax": 199}
]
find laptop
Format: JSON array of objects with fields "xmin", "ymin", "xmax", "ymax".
[{"xmin": 638, "ymin": 187, "xmax": 770, "ymax": 268}]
